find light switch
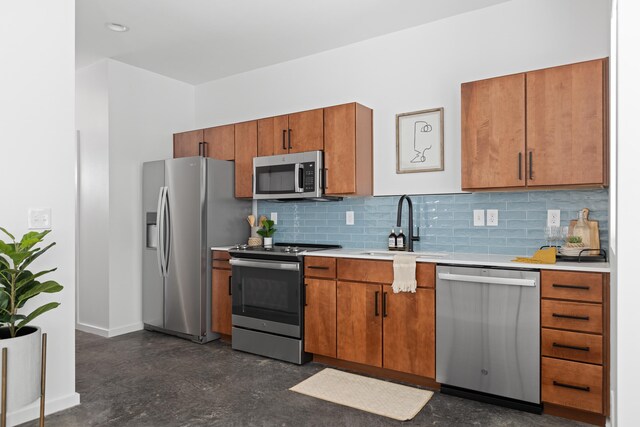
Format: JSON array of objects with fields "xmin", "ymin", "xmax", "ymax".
[
  {"xmin": 270, "ymin": 212, "xmax": 278, "ymax": 225},
  {"xmin": 547, "ymin": 210, "xmax": 561, "ymax": 227},
  {"xmin": 346, "ymin": 211, "xmax": 355, "ymax": 225},
  {"xmin": 473, "ymin": 210, "xmax": 485, "ymax": 226},
  {"xmin": 28, "ymin": 208, "xmax": 51, "ymax": 230},
  {"xmin": 486, "ymin": 209, "xmax": 499, "ymax": 227}
]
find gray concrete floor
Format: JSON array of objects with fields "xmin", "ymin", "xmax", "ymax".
[{"xmin": 21, "ymin": 330, "xmax": 584, "ymax": 426}]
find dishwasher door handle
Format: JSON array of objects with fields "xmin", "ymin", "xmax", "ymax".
[{"xmin": 438, "ymin": 273, "xmax": 536, "ymax": 287}]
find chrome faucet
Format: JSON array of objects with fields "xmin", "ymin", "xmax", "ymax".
[{"xmin": 396, "ymin": 194, "xmax": 420, "ymax": 252}]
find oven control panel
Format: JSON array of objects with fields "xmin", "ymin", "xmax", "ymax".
[{"xmin": 302, "ymin": 162, "xmax": 316, "ymax": 192}]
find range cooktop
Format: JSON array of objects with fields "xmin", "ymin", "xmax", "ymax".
[{"xmin": 229, "ymin": 242, "xmax": 341, "ymax": 260}]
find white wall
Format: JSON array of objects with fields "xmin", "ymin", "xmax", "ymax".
[
  {"xmin": 76, "ymin": 60, "xmax": 110, "ymax": 332},
  {"xmin": 107, "ymin": 60, "xmax": 195, "ymax": 333},
  {"xmin": 0, "ymin": 0, "xmax": 79, "ymax": 425},
  {"xmin": 75, "ymin": 59, "xmax": 195, "ymax": 337},
  {"xmin": 194, "ymin": 0, "xmax": 610, "ymax": 196},
  {"xmin": 614, "ymin": 0, "xmax": 640, "ymax": 424}
]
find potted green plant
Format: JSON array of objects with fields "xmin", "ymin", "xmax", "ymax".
[
  {"xmin": 0, "ymin": 228, "xmax": 62, "ymax": 413},
  {"xmin": 257, "ymin": 219, "xmax": 276, "ymax": 247}
]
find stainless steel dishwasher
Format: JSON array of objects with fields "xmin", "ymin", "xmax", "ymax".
[{"xmin": 436, "ymin": 265, "xmax": 540, "ymax": 411}]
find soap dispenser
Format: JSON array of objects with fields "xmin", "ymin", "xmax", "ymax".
[
  {"xmin": 396, "ymin": 229, "xmax": 406, "ymax": 251},
  {"xmin": 388, "ymin": 229, "xmax": 397, "ymax": 251}
]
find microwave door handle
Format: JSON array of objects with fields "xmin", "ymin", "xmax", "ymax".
[{"xmin": 294, "ymin": 163, "xmax": 303, "ymax": 193}]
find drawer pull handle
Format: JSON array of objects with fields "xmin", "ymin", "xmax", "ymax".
[
  {"xmin": 552, "ymin": 313, "xmax": 590, "ymax": 321},
  {"xmin": 553, "ymin": 381, "xmax": 590, "ymax": 392},
  {"xmin": 552, "ymin": 342, "xmax": 590, "ymax": 352},
  {"xmin": 552, "ymin": 284, "xmax": 590, "ymax": 290},
  {"xmin": 213, "ymin": 258, "xmax": 230, "ymax": 262},
  {"xmin": 307, "ymin": 266, "xmax": 330, "ymax": 270}
]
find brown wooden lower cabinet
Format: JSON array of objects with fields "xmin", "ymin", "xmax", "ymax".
[
  {"xmin": 382, "ymin": 286, "xmax": 435, "ymax": 378},
  {"xmin": 336, "ymin": 281, "xmax": 382, "ymax": 367},
  {"xmin": 542, "ymin": 357, "xmax": 603, "ymax": 414},
  {"xmin": 211, "ymin": 268, "xmax": 232, "ymax": 335},
  {"xmin": 304, "ymin": 278, "xmax": 336, "ymax": 357}
]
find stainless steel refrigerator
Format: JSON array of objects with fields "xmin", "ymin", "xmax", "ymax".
[{"xmin": 142, "ymin": 157, "xmax": 249, "ymax": 343}]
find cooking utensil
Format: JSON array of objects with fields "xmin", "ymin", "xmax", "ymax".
[
  {"xmin": 247, "ymin": 215, "xmax": 255, "ymax": 227},
  {"xmin": 258, "ymin": 215, "xmax": 267, "ymax": 227}
]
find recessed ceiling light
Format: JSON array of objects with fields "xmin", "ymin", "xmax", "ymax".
[{"xmin": 105, "ymin": 22, "xmax": 129, "ymax": 33}]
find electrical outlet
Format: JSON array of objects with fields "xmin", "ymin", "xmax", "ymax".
[
  {"xmin": 473, "ymin": 210, "xmax": 485, "ymax": 226},
  {"xmin": 486, "ymin": 209, "xmax": 499, "ymax": 226},
  {"xmin": 346, "ymin": 211, "xmax": 355, "ymax": 225},
  {"xmin": 547, "ymin": 209, "xmax": 561, "ymax": 227},
  {"xmin": 28, "ymin": 208, "xmax": 51, "ymax": 230},
  {"xmin": 270, "ymin": 212, "xmax": 277, "ymax": 225}
]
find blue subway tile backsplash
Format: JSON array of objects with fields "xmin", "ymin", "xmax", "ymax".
[{"xmin": 258, "ymin": 189, "xmax": 609, "ymax": 256}]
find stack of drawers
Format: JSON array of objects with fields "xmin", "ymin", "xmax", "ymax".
[{"xmin": 540, "ymin": 270, "xmax": 608, "ymax": 417}]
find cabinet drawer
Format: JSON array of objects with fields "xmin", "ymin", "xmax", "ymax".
[
  {"xmin": 337, "ymin": 258, "xmax": 434, "ymax": 288},
  {"xmin": 542, "ymin": 328, "xmax": 603, "ymax": 365},
  {"xmin": 541, "ymin": 300, "xmax": 602, "ymax": 334},
  {"xmin": 304, "ymin": 257, "xmax": 336, "ymax": 278},
  {"xmin": 542, "ymin": 357, "xmax": 603, "ymax": 414},
  {"xmin": 542, "ymin": 271, "xmax": 603, "ymax": 303},
  {"xmin": 212, "ymin": 251, "xmax": 231, "ymax": 270}
]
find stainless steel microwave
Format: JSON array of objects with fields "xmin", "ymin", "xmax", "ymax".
[{"xmin": 253, "ymin": 151, "xmax": 326, "ymax": 200}]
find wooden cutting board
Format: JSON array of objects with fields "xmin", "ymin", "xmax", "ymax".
[{"xmin": 568, "ymin": 208, "xmax": 600, "ymax": 250}]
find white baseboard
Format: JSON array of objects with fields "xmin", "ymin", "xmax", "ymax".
[
  {"xmin": 76, "ymin": 321, "xmax": 143, "ymax": 338},
  {"xmin": 107, "ymin": 322, "xmax": 144, "ymax": 337},
  {"xmin": 75, "ymin": 322, "xmax": 109, "ymax": 337},
  {"xmin": 7, "ymin": 392, "xmax": 80, "ymax": 426}
]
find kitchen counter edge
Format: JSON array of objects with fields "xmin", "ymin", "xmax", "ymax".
[{"xmin": 210, "ymin": 247, "xmax": 610, "ymax": 273}]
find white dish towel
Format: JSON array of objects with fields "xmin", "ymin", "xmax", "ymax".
[{"xmin": 392, "ymin": 254, "xmax": 419, "ymax": 293}]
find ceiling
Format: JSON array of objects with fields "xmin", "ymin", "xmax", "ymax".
[{"xmin": 76, "ymin": 0, "xmax": 510, "ymax": 85}]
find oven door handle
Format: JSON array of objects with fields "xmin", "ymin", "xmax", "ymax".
[
  {"xmin": 294, "ymin": 163, "xmax": 304, "ymax": 193},
  {"xmin": 229, "ymin": 258, "xmax": 300, "ymax": 271}
]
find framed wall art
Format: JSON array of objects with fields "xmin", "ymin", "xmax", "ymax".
[{"xmin": 396, "ymin": 107, "xmax": 444, "ymax": 173}]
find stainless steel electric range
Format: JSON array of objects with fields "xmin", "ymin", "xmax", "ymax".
[{"xmin": 228, "ymin": 243, "xmax": 340, "ymax": 364}]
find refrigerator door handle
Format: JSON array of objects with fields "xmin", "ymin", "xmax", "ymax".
[
  {"xmin": 162, "ymin": 186, "xmax": 171, "ymax": 277},
  {"xmin": 156, "ymin": 187, "xmax": 166, "ymax": 277}
]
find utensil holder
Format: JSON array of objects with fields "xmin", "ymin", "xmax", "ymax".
[{"xmin": 251, "ymin": 226, "xmax": 260, "ymax": 238}]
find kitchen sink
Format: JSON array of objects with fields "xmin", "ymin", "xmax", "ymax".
[{"xmin": 360, "ymin": 251, "xmax": 449, "ymax": 258}]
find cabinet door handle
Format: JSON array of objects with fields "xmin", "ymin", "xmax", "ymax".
[
  {"xmin": 552, "ymin": 313, "xmax": 590, "ymax": 321},
  {"xmin": 382, "ymin": 292, "xmax": 388, "ymax": 317},
  {"xmin": 203, "ymin": 141, "xmax": 208, "ymax": 157},
  {"xmin": 282, "ymin": 130, "xmax": 287, "ymax": 150},
  {"xmin": 552, "ymin": 283, "xmax": 590, "ymax": 290},
  {"xmin": 374, "ymin": 291, "xmax": 379, "ymax": 316},
  {"xmin": 307, "ymin": 266, "xmax": 329, "ymax": 270},
  {"xmin": 324, "ymin": 168, "xmax": 329, "ymax": 189},
  {"xmin": 304, "ymin": 283, "xmax": 308, "ymax": 306},
  {"xmin": 288, "ymin": 128, "xmax": 292, "ymax": 150},
  {"xmin": 552, "ymin": 342, "xmax": 590, "ymax": 352},
  {"xmin": 518, "ymin": 152, "xmax": 523, "ymax": 180},
  {"xmin": 198, "ymin": 142, "xmax": 203, "ymax": 156},
  {"xmin": 228, "ymin": 275, "xmax": 232, "ymax": 296},
  {"xmin": 553, "ymin": 381, "xmax": 590, "ymax": 392},
  {"xmin": 212, "ymin": 258, "xmax": 229, "ymax": 261},
  {"xmin": 528, "ymin": 151, "xmax": 533, "ymax": 180}
]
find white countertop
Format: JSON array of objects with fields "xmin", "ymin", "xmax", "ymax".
[{"xmin": 211, "ymin": 246, "xmax": 610, "ymax": 273}]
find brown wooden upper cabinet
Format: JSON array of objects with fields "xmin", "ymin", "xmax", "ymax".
[
  {"xmin": 234, "ymin": 121, "xmax": 258, "ymax": 198},
  {"xmin": 174, "ymin": 129, "xmax": 204, "ymax": 158},
  {"xmin": 461, "ymin": 58, "xmax": 608, "ymax": 191},
  {"xmin": 324, "ymin": 103, "xmax": 373, "ymax": 196},
  {"xmin": 203, "ymin": 124, "xmax": 235, "ymax": 160},
  {"xmin": 258, "ymin": 109, "xmax": 324, "ymax": 156},
  {"xmin": 461, "ymin": 74, "xmax": 526, "ymax": 190},
  {"xmin": 174, "ymin": 125, "xmax": 234, "ymax": 160}
]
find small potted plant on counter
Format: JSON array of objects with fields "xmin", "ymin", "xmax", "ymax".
[
  {"xmin": 257, "ymin": 219, "xmax": 276, "ymax": 247},
  {"xmin": 0, "ymin": 228, "xmax": 62, "ymax": 414}
]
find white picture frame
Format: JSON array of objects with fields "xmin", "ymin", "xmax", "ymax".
[{"xmin": 396, "ymin": 107, "xmax": 444, "ymax": 173}]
